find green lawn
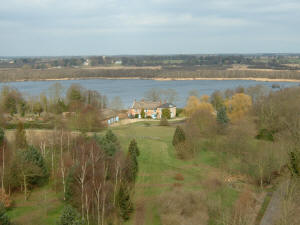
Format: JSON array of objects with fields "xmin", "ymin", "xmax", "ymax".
[
  {"xmin": 112, "ymin": 121, "xmax": 239, "ymax": 225},
  {"xmin": 7, "ymin": 186, "xmax": 64, "ymax": 225}
]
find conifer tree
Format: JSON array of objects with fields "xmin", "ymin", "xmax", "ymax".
[
  {"xmin": 117, "ymin": 184, "xmax": 133, "ymax": 222},
  {"xmin": 217, "ymin": 106, "xmax": 229, "ymax": 125},
  {"xmin": 125, "ymin": 139, "xmax": 140, "ymax": 183},
  {"xmin": 172, "ymin": 126, "xmax": 185, "ymax": 146},
  {"xmin": 58, "ymin": 205, "xmax": 84, "ymax": 225}
]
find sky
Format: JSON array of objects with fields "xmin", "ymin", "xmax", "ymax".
[{"xmin": 0, "ymin": 0, "xmax": 300, "ymax": 56}]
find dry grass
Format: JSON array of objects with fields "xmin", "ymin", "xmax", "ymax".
[{"xmin": 158, "ymin": 188, "xmax": 208, "ymax": 225}]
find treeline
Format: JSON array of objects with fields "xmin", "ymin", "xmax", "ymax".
[
  {"xmin": 172, "ymin": 85, "xmax": 300, "ymax": 224},
  {"xmin": 1, "ymin": 66, "xmax": 300, "ymax": 82},
  {"xmin": 1, "ymin": 54, "xmax": 300, "ymax": 69},
  {"xmin": 0, "ymin": 83, "xmax": 108, "ymax": 132}
]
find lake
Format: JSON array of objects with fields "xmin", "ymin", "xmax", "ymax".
[{"xmin": 0, "ymin": 79, "xmax": 298, "ymax": 107}]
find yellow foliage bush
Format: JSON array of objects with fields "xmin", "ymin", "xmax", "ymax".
[
  {"xmin": 185, "ymin": 96, "xmax": 214, "ymax": 117},
  {"xmin": 225, "ymin": 93, "xmax": 252, "ymax": 122}
]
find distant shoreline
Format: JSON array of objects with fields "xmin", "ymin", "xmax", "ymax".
[{"xmin": 9, "ymin": 76, "xmax": 300, "ymax": 83}]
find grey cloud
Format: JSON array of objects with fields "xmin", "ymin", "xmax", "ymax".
[{"xmin": 0, "ymin": 0, "xmax": 299, "ymax": 55}]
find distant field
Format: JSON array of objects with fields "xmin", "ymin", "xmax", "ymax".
[{"xmin": 1, "ymin": 66, "xmax": 300, "ymax": 82}]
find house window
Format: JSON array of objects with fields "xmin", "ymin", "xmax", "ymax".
[{"xmin": 145, "ymin": 109, "xmax": 148, "ymax": 112}]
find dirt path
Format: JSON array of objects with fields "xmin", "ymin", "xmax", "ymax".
[{"xmin": 259, "ymin": 180, "xmax": 290, "ymax": 225}]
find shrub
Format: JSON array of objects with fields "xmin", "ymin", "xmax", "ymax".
[
  {"xmin": 58, "ymin": 205, "xmax": 84, "ymax": 225},
  {"xmin": 134, "ymin": 114, "xmax": 139, "ymax": 118}
]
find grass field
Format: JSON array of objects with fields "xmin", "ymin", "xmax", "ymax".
[
  {"xmin": 111, "ymin": 121, "xmax": 240, "ymax": 225},
  {"xmin": 7, "ymin": 186, "xmax": 64, "ymax": 225},
  {"xmin": 7, "ymin": 121, "xmax": 242, "ymax": 225}
]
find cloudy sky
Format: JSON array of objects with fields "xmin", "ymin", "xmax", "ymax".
[{"xmin": 0, "ymin": 0, "xmax": 299, "ymax": 56}]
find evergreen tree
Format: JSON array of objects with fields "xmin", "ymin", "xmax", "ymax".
[
  {"xmin": 172, "ymin": 126, "xmax": 185, "ymax": 146},
  {"xmin": 125, "ymin": 139, "xmax": 140, "ymax": 183},
  {"xmin": 65, "ymin": 166, "xmax": 76, "ymax": 202},
  {"xmin": 117, "ymin": 185, "xmax": 133, "ymax": 222},
  {"xmin": 216, "ymin": 106, "xmax": 229, "ymax": 125},
  {"xmin": 58, "ymin": 205, "xmax": 84, "ymax": 225},
  {"xmin": 97, "ymin": 130, "xmax": 121, "ymax": 156},
  {"xmin": 128, "ymin": 139, "xmax": 140, "ymax": 158},
  {"xmin": 15, "ymin": 122, "xmax": 27, "ymax": 149},
  {"xmin": 22, "ymin": 146, "xmax": 49, "ymax": 184},
  {"xmin": 0, "ymin": 203, "xmax": 11, "ymax": 225}
]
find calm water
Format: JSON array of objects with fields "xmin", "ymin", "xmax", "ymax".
[{"xmin": 0, "ymin": 79, "xmax": 298, "ymax": 107}]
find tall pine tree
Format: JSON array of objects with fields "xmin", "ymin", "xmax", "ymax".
[
  {"xmin": 125, "ymin": 139, "xmax": 140, "ymax": 183},
  {"xmin": 117, "ymin": 184, "xmax": 133, "ymax": 222}
]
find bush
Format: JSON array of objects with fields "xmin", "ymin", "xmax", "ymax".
[
  {"xmin": 58, "ymin": 205, "xmax": 84, "ymax": 225},
  {"xmin": 134, "ymin": 114, "xmax": 139, "ymax": 118}
]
